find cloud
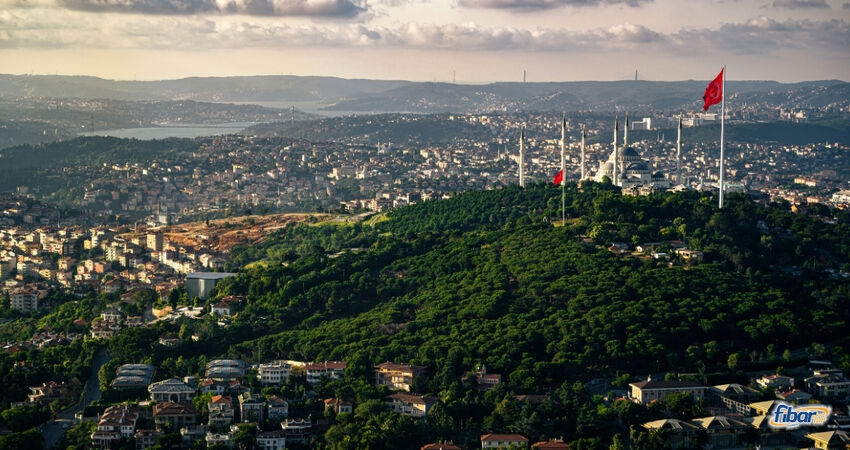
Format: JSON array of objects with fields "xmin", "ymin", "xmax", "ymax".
[
  {"xmin": 3, "ymin": 0, "xmax": 369, "ymax": 17},
  {"xmin": 0, "ymin": 8, "xmax": 847, "ymax": 59},
  {"xmin": 457, "ymin": 0, "xmax": 651, "ymax": 11},
  {"xmin": 769, "ymin": 0, "xmax": 829, "ymax": 8}
]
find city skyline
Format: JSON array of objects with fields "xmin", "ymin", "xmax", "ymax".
[{"xmin": 0, "ymin": 0, "xmax": 848, "ymax": 82}]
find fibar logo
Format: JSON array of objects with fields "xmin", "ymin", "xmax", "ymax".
[{"xmin": 768, "ymin": 402, "xmax": 831, "ymax": 429}]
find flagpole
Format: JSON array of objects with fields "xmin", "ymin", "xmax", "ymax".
[
  {"xmin": 719, "ymin": 65, "xmax": 726, "ymax": 209},
  {"xmin": 561, "ymin": 114, "xmax": 566, "ymax": 225}
]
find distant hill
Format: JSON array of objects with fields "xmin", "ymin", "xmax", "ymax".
[{"xmin": 1, "ymin": 74, "xmax": 847, "ymax": 113}]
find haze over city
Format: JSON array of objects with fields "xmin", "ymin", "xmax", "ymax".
[{"xmin": 1, "ymin": 0, "xmax": 849, "ymax": 82}]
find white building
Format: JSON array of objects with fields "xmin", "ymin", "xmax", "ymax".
[{"xmin": 258, "ymin": 361, "xmax": 292, "ymax": 385}]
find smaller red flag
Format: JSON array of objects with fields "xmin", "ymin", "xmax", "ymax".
[
  {"xmin": 553, "ymin": 169, "xmax": 564, "ymax": 186},
  {"xmin": 703, "ymin": 68, "xmax": 724, "ymax": 111}
]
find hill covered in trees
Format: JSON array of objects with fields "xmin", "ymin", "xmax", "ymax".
[
  {"xmin": 177, "ymin": 183, "xmax": 848, "ymax": 448},
  {"xmin": 48, "ymin": 183, "xmax": 850, "ymax": 449}
]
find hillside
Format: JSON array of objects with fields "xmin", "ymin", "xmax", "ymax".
[{"xmin": 152, "ymin": 183, "xmax": 848, "ymax": 448}]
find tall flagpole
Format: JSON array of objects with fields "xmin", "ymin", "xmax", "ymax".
[
  {"xmin": 677, "ymin": 116, "xmax": 682, "ymax": 184},
  {"xmin": 580, "ymin": 126, "xmax": 586, "ymax": 182},
  {"xmin": 519, "ymin": 127, "xmax": 525, "ymax": 188},
  {"xmin": 719, "ymin": 66, "xmax": 726, "ymax": 208},
  {"xmin": 561, "ymin": 114, "xmax": 566, "ymax": 224}
]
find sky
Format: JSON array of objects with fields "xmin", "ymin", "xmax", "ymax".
[{"xmin": 0, "ymin": 0, "xmax": 848, "ymax": 82}]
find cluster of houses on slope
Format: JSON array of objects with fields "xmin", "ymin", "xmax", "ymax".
[{"xmin": 626, "ymin": 365, "xmax": 850, "ymax": 449}]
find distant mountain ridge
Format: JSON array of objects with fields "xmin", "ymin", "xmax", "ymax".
[{"xmin": 0, "ymin": 74, "xmax": 846, "ymax": 113}]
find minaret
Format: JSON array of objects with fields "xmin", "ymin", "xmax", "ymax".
[
  {"xmin": 624, "ymin": 112, "xmax": 629, "ymax": 149},
  {"xmin": 519, "ymin": 127, "xmax": 525, "ymax": 187},
  {"xmin": 560, "ymin": 113, "xmax": 566, "ymax": 176},
  {"xmin": 580, "ymin": 126, "xmax": 586, "ymax": 181},
  {"xmin": 677, "ymin": 116, "xmax": 682, "ymax": 184},
  {"xmin": 612, "ymin": 117, "xmax": 619, "ymax": 185}
]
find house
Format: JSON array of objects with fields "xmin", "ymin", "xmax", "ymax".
[
  {"xmin": 421, "ymin": 442, "xmax": 462, "ymax": 450},
  {"xmin": 28, "ymin": 381, "xmax": 68, "ymax": 404},
  {"xmin": 212, "ymin": 301, "xmax": 232, "ymax": 316},
  {"xmin": 257, "ymin": 430, "xmax": 287, "ymax": 450},
  {"xmin": 642, "ymin": 419, "xmax": 701, "ymax": 449},
  {"xmin": 481, "ymin": 434, "xmax": 530, "ymax": 449},
  {"xmin": 628, "ymin": 379, "xmax": 706, "ymax": 404},
  {"xmin": 324, "ymin": 398, "xmax": 353, "ymax": 415},
  {"xmin": 776, "ymin": 388, "xmax": 813, "ymax": 403},
  {"xmin": 134, "ymin": 429, "xmax": 163, "ymax": 449},
  {"xmin": 281, "ymin": 418, "xmax": 311, "ymax": 444},
  {"xmin": 181, "ymin": 425, "xmax": 208, "ymax": 444},
  {"xmin": 101, "ymin": 306, "xmax": 123, "ymax": 323},
  {"xmin": 305, "ymin": 361, "xmax": 346, "ymax": 385},
  {"xmin": 675, "ymin": 248, "xmax": 704, "ymax": 263},
  {"xmin": 238, "ymin": 392, "xmax": 264, "ymax": 422},
  {"xmin": 756, "ymin": 374, "xmax": 794, "ymax": 390},
  {"xmin": 805, "ymin": 369, "xmax": 850, "ymax": 402},
  {"xmin": 205, "ymin": 431, "xmax": 233, "ymax": 448},
  {"xmin": 258, "ymin": 361, "xmax": 292, "ymax": 385},
  {"xmin": 385, "ymin": 393, "xmax": 437, "ymax": 418},
  {"xmin": 90, "ymin": 320, "xmax": 121, "ymax": 339},
  {"xmin": 208, "ymin": 395, "xmax": 235, "ymax": 428},
  {"xmin": 267, "ymin": 396, "xmax": 289, "ymax": 421},
  {"xmin": 374, "ymin": 361, "xmax": 426, "ymax": 392},
  {"xmin": 148, "ymin": 378, "xmax": 195, "ymax": 403},
  {"xmin": 467, "ymin": 364, "xmax": 501, "ymax": 390},
  {"xmin": 199, "ymin": 378, "xmax": 228, "ymax": 395},
  {"xmin": 806, "ymin": 430, "xmax": 850, "ymax": 450},
  {"xmin": 91, "ymin": 405, "xmax": 139, "ymax": 448},
  {"xmin": 152, "ymin": 402, "xmax": 199, "ymax": 430},
  {"xmin": 157, "ymin": 335, "xmax": 179, "ymax": 347},
  {"xmin": 531, "ymin": 441, "xmax": 570, "ymax": 449},
  {"xmin": 111, "ymin": 364, "xmax": 155, "ymax": 389},
  {"xmin": 185, "ymin": 272, "xmax": 236, "ymax": 299},
  {"xmin": 690, "ymin": 416, "xmax": 749, "ymax": 449},
  {"xmin": 739, "ymin": 415, "xmax": 794, "ymax": 447},
  {"xmin": 748, "ymin": 400, "xmax": 779, "ymax": 416},
  {"xmin": 709, "ymin": 383, "xmax": 760, "ymax": 415}
]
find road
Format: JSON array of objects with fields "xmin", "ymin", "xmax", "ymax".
[{"xmin": 41, "ymin": 348, "xmax": 110, "ymax": 449}]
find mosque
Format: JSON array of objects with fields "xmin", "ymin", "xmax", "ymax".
[{"xmin": 592, "ymin": 117, "xmax": 670, "ymax": 190}]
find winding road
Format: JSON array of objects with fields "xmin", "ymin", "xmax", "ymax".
[{"xmin": 41, "ymin": 348, "xmax": 110, "ymax": 449}]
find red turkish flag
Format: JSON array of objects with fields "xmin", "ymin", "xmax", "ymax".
[
  {"xmin": 553, "ymin": 169, "xmax": 564, "ymax": 186},
  {"xmin": 703, "ymin": 68, "xmax": 724, "ymax": 111}
]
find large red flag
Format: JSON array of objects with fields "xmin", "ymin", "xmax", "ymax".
[
  {"xmin": 553, "ymin": 169, "xmax": 564, "ymax": 186},
  {"xmin": 703, "ymin": 68, "xmax": 724, "ymax": 111}
]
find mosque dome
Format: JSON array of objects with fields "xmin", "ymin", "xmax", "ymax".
[
  {"xmin": 625, "ymin": 162, "xmax": 649, "ymax": 172},
  {"xmin": 620, "ymin": 147, "xmax": 640, "ymax": 161}
]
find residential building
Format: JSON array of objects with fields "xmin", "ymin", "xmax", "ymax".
[
  {"xmin": 91, "ymin": 405, "xmax": 139, "ymax": 449},
  {"xmin": 468, "ymin": 364, "xmax": 501, "ymax": 390},
  {"xmin": 777, "ymin": 388, "xmax": 813, "ymax": 403},
  {"xmin": 481, "ymin": 434, "xmax": 530, "ymax": 449},
  {"xmin": 148, "ymin": 378, "xmax": 195, "ymax": 403},
  {"xmin": 374, "ymin": 361, "xmax": 426, "ymax": 392},
  {"xmin": 238, "ymin": 392, "xmax": 264, "ymax": 422},
  {"xmin": 134, "ymin": 429, "xmax": 163, "ymax": 449},
  {"xmin": 385, "ymin": 393, "xmax": 437, "ymax": 418},
  {"xmin": 267, "ymin": 396, "xmax": 289, "ymax": 421},
  {"xmin": 806, "ymin": 430, "xmax": 850, "ymax": 450},
  {"xmin": 690, "ymin": 416, "xmax": 749, "ymax": 449},
  {"xmin": 281, "ymin": 418, "xmax": 311, "ymax": 444},
  {"xmin": 805, "ymin": 369, "xmax": 850, "ymax": 402},
  {"xmin": 27, "ymin": 381, "xmax": 68, "ymax": 404},
  {"xmin": 152, "ymin": 402, "xmax": 199, "ymax": 430},
  {"xmin": 628, "ymin": 379, "xmax": 706, "ymax": 404},
  {"xmin": 324, "ymin": 398, "xmax": 353, "ymax": 415},
  {"xmin": 421, "ymin": 442, "xmax": 462, "ymax": 450},
  {"xmin": 305, "ymin": 360, "xmax": 346, "ymax": 385},
  {"xmin": 258, "ymin": 361, "xmax": 292, "ymax": 385},
  {"xmin": 642, "ymin": 419, "xmax": 701, "ymax": 449},
  {"xmin": 709, "ymin": 383, "xmax": 760, "ymax": 415},
  {"xmin": 257, "ymin": 430, "xmax": 286, "ymax": 450},
  {"xmin": 756, "ymin": 374, "xmax": 794, "ymax": 390},
  {"xmin": 531, "ymin": 441, "xmax": 570, "ymax": 449},
  {"xmin": 208, "ymin": 395, "xmax": 235, "ymax": 428},
  {"xmin": 10, "ymin": 288, "xmax": 39, "ymax": 313},
  {"xmin": 205, "ymin": 431, "xmax": 233, "ymax": 448}
]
